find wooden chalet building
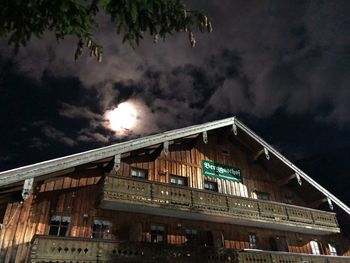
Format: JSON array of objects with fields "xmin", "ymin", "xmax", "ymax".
[{"xmin": 0, "ymin": 117, "xmax": 349, "ymax": 262}]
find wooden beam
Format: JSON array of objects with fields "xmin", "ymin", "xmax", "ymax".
[
  {"xmin": 202, "ymin": 131, "xmax": 208, "ymax": 144},
  {"xmin": 22, "ymin": 178, "xmax": 34, "ymax": 200},
  {"xmin": 0, "ymin": 193, "xmax": 21, "ymax": 204},
  {"xmin": 277, "ymin": 174, "xmax": 297, "ymax": 186},
  {"xmin": 253, "ymin": 149, "xmax": 264, "ymax": 161},
  {"xmin": 0, "ymin": 185, "xmax": 23, "ymax": 195},
  {"xmin": 309, "ymin": 198, "xmax": 328, "ymax": 208},
  {"xmin": 232, "ymin": 122, "xmax": 238, "ymax": 135},
  {"xmin": 253, "ymin": 147, "xmax": 270, "ymax": 161},
  {"xmin": 163, "ymin": 141, "xmax": 169, "ymax": 155},
  {"xmin": 114, "ymin": 154, "xmax": 121, "ymax": 172}
]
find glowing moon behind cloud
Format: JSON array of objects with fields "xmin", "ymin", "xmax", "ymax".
[{"xmin": 104, "ymin": 102, "xmax": 138, "ymax": 134}]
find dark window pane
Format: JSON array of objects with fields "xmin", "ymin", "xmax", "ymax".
[
  {"xmin": 249, "ymin": 234, "xmax": 257, "ymax": 249},
  {"xmin": 131, "ymin": 169, "xmax": 147, "ymax": 178},
  {"xmin": 204, "ymin": 181, "xmax": 217, "ymax": 191},
  {"xmin": 92, "ymin": 220, "xmax": 111, "ymax": 239},
  {"xmin": 49, "ymin": 215, "xmax": 71, "ymax": 237},
  {"xmin": 49, "ymin": 226, "xmax": 59, "ymax": 236},
  {"xmin": 59, "ymin": 226, "xmax": 68, "ymax": 237},
  {"xmin": 50, "ymin": 219, "xmax": 60, "ymax": 226},
  {"xmin": 92, "ymin": 232, "xmax": 101, "ymax": 239},
  {"xmin": 170, "ymin": 175, "xmax": 187, "ymax": 186},
  {"xmin": 61, "ymin": 221, "xmax": 69, "ymax": 227},
  {"xmin": 185, "ymin": 229, "xmax": 198, "ymax": 245},
  {"xmin": 255, "ymin": 191, "xmax": 270, "ymax": 200},
  {"xmin": 151, "ymin": 225, "xmax": 165, "ymax": 243},
  {"xmin": 92, "ymin": 224, "xmax": 100, "ymax": 232}
]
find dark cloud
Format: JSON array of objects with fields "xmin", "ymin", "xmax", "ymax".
[
  {"xmin": 29, "ymin": 138, "xmax": 49, "ymax": 150},
  {"xmin": 77, "ymin": 128, "xmax": 110, "ymax": 143},
  {"xmin": 33, "ymin": 121, "xmax": 76, "ymax": 147},
  {"xmin": 0, "ymin": 0, "xmax": 350, "ymax": 170}
]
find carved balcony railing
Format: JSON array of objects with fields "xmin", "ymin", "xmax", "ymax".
[
  {"xmin": 29, "ymin": 235, "xmax": 350, "ymax": 263},
  {"xmin": 29, "ymin": 235, "xmax": 228, "ymax": 263},
  {"xmin": 100, "ymin": 176, "xmax": 340, "ymax": 234},
  {"xmin": 237, "ymin": 250, "xmax": 350, "ymax": 263}
]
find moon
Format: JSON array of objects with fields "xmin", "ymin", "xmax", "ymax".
[{"xmin": 104, "ymin": 102, "xmax": 138, "ymax": 134}]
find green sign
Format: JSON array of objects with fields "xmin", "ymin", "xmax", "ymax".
[{"xmin": 202, "ymin": 160, "xmax": 243, "ymax": 182}]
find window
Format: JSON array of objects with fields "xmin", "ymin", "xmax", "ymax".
[
  {"xmin": 170, "ymin": 175, "xmax": 188, "ymax": 186},
  {"xmin": 151, "ymin": 225, "xmax": 165, "ymax": 243},
  {"xmin": 48, "ymin": 215, "xmax": 70, "ymax": 237},
  {"xmin": 328, "ymin": 243, "xmax": 337, "ymax": 256},
  {"xmin": 248, "ymin": 233, "xmax": 257, "ymax": 249},
  {"xmin": 204, "ymin": 181, "xmax": 218, "ymax": 191},
  {"xmin": 198, "ymin": 230, "xmax": 214, "ymax": 246},
  {"xmin": 310, "ymin": 240, "xmax": 321, "ymax": 255},
  {"xmin": 185, "ymin": 229, "xmax": 198, "ymax": 245},
  {"xmin": 284, "ymin": 196, "xmax": 293, "ymax": 204},
  {"xmin": 255, "ymin": 191, "xmax": 270, "ymax": 201},
  {"xmin": 92, "ymin": 219, "xmax": 111, "ymax": 239},
  {"xmin": 131, "ymin": 168, "xmax": 147, "ymax": 179},
  {"xmin": 270, "ymin": 236, "xmax": 288, "ymax": 252}
]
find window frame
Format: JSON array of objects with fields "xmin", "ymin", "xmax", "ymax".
[
  {"xmin": 254, "ymin": 191, "xmax": 270, "ymax": 201},
  {"xmin": 48, "ymin": 215, "xmax": 71, "ymax": 237},
  {"xmin": 328, "ymin": 243, "xmax": 337, "ymax": 256},
  {"xmin": 310, "ymin": 240, "xmax": 321, "ymax": 255},
  {"xmin": 284, "ymin": 196, "xmax": 294, "ymax": 204},
  {"xmin": 150, "ymin": 224, "xmax": 166, "ymax": 244},
  {"xmin": 169, "ymin": 175, "xmax": 188, "ymax": 186},
  {"xmin": 248, "ymin": 233, "xmax": 257, "ymax": 249},
  {"xmin": 204, "ymin": 180, "xmax": 218, "ymax": 192},
  {"xmin": 130, "ymin": 167, "xmax": 148, "ymax": 179},
  {"xmin": 91, "ymin": 218, "xmax": 112, "ymax": 239},
  {"xmin": 185, "ymin": 228, "xmax": 199, "ymax": 245}
]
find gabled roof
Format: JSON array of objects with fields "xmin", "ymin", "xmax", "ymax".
[{"xmin": 0, "ymin": 116, "xmax": 349, "ymax": 215}]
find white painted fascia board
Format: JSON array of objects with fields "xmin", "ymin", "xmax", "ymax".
[
  {"xmin": 0, "ymin": 117, "xmax": 237, "ymax": 187},
  {"xmin": 1, "ymin": 116, "xmax": 349, "ymax": 216},
  {"xmin": 234, "ymin": 118, "xmax": 350, "ymax": 216}
]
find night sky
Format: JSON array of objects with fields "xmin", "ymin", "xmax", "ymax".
[{"xmin": 0, "ymin": 0, "xmax": 349, "ymax": 173}]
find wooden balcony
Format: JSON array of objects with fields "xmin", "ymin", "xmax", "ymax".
[
  {"xmin": 237, "ymin": 250, "xmax": 350, "ymax": 263},
  {"xmin": 100, "ymin": 176, "xmax": 340, "ymax": 234},
  {"xmin": 29, "ymin": 235, "xmax": 350, "ymax": 263}
]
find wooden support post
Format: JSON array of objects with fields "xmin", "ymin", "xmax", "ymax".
[
  {"xmin": 253, "ymin": 149, "xmax": 264, "ymax": 161},
  {"xmin": 278, "ymin": 173, "xmax": 302, "ymax": 186},
  {"xmin": 202, "ymin": 131, "xmax": 208, "ymax": 144},
  {"xmin": 296, "ymin": 172, "xmax": 302, "ymax": 186},
  {"xmin": 264, "ymin": 147, "xmax": 270, "ymax": 160},
  {"xmin": 253, "ymin": 147, "xmax": 270, "ymax": 161},
  {"xmin": 163, "ymin": 141, "xmax": 169, "ymax": 155},
  {"xmin": 232, "ymin": 123, "xmax": 238, "ymax": 136},
  {"xmin": 113, "ymin": 154, "xmax": 121, "ymax": 172},
  {"xmin": 328, "ymin": 197, "xmax": 334, "ymax": 210},
  {"xmin": 22, "ymin": 178, "xmax": 34, "ymax": 200},
  {"xmin": 278, "ymin": 174, "xmax": 296, "ymax": 186}
]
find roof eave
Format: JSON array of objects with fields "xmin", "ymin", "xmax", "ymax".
[{"xmin": 1, "ymin": 116, "xmax": 349, "ymax": 216}]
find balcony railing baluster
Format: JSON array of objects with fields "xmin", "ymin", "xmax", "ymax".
[
  {"xmin": 102, "ymin": 176, "xmax": 339, "ymax": 232},
  {"xmin": 30, "ymin": 236, "xmax": 350, "ymax": 263}
]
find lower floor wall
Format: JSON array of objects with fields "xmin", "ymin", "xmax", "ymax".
[
  {"xmin": 0, "ymin": 183, "xmax": 349, "ymax": 262},
  {"xmin": 29, "ymin": 235, "xmax": 350, "ymax": 263}
]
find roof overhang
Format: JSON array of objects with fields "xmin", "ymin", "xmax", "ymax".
[{"xmin": 0, "ymin": 116, "xmax": 349, "ymax": 215}]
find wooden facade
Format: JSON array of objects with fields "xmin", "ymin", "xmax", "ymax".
[{"xmin": 0, "ymin": 120, "xmax": 349, "ymax": 262}]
